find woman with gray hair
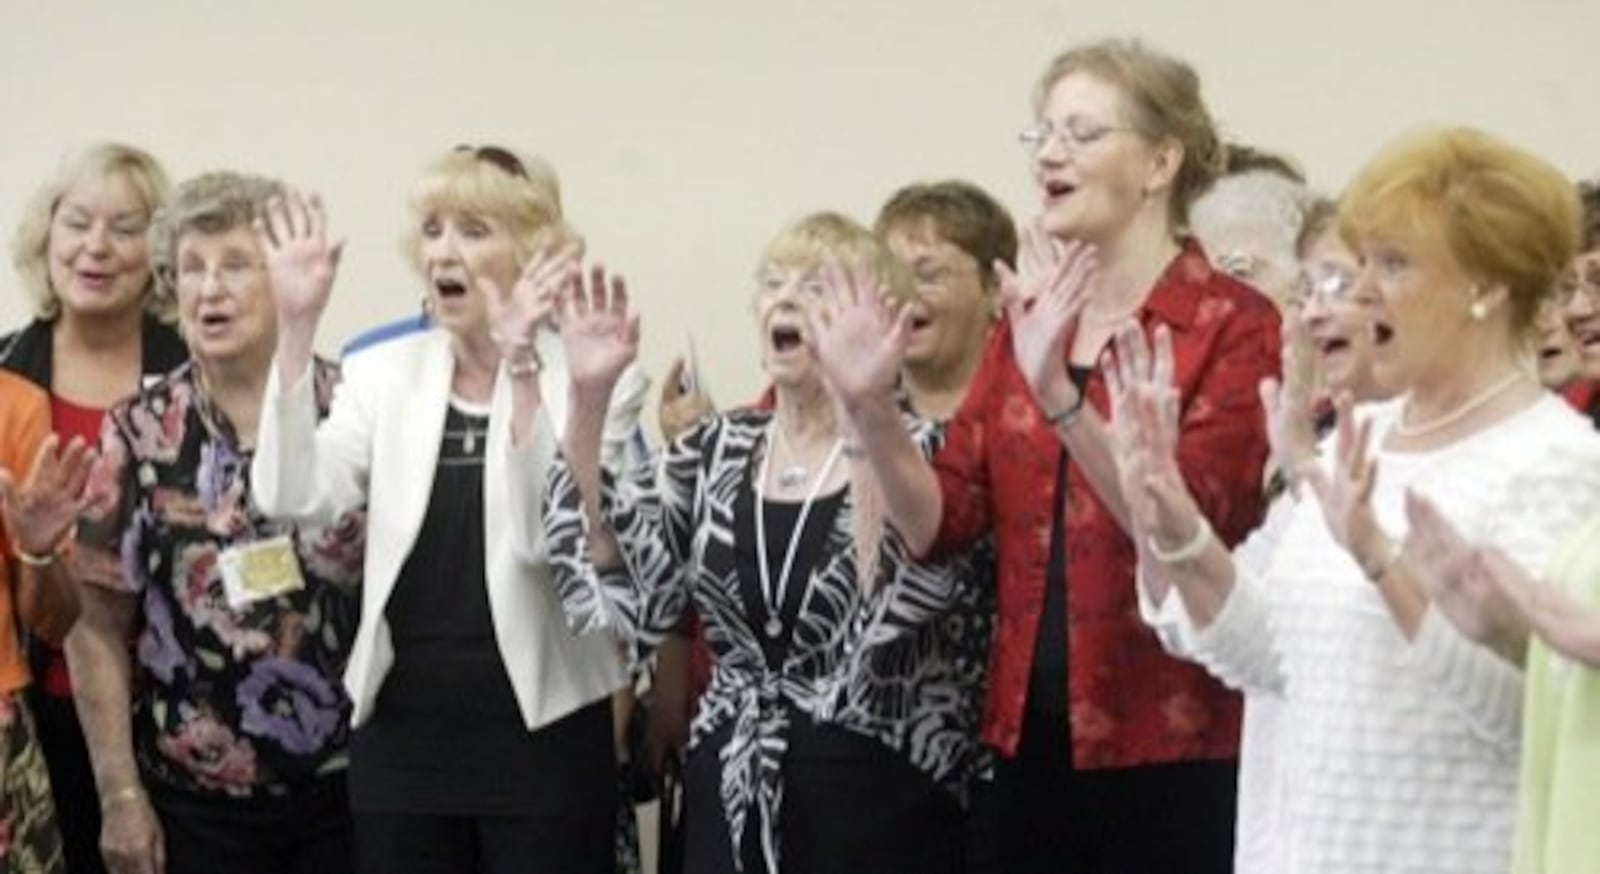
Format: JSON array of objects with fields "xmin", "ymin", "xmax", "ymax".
[
  {"xmin": 67, "ymin": 171, "xmax": 364, "ymax": 874},
  {"xmin": 1189, "ymin": 158, "xmax": 1314, "ymax": 311},
  {"xmin": 4, "ymin": 143, "xmax": 189, "ymax": 874}
]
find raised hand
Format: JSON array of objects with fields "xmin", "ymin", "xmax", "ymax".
[
  {"xmin": 1300, "ymin": 394, "xmax": 1390, "ymax": 570},
  {"xmin": 559, "ymin": 263, "xmax": 640, "ymax": 394},
  {"xmin": 1105, "ymin": 321, "xmax": 1201, "ymax": 549},
  {"xmin": 1259, "ymin": 314, "xmax": 1318, "ymax": 488},
  {"xmin": 802, "ymin": 258, "xmax": 910, "ymax": 408},
  {"xmin": 257, "ymin": 190, "xmax": 343, "ymax": 330},
  {"xmin": 1402, "ymin": 490, "xmax": 1522, "ymax": 652},
  {"xmin": 998, "ymin": 223, "xmax": 1097, "ymax": 414},
  {"xmin": 484, "ymin": 242, "xmax": 580, "ymax": 365},
  {"xmin": 0, "ymin": 434, "xmax": 98, "ymax": 558},
  {"xmin": 658, "ymin": 357, "xmax": 715, "ymax": 442}
]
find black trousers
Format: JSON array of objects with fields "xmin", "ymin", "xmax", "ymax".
[
  {"xmin": 149, "ymin": 776, "xmax": 353, "ymax": 874},
  {"xmin": 967, "ymin": 708, "xmax": 1237, "ymax": 874},
  {"xmin": 682, "ymin": 716, "xmax": 963, "ymax": 874},
  {"xmin": 353, "ymin": 809, "xmax": 613, "ymax": 874},
  {"xmin": 29, "ymin": 690, "xmax": 105, "ymax": 874}
]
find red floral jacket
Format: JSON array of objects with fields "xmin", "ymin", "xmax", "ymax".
[{"xmin": 929, "ymin": 241, "xmax": 1280, "ymax": 768}]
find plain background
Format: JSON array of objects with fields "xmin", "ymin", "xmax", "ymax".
[{"xmin": 3, "ymin": 0, "xmax": 1598, "ymax": 429}]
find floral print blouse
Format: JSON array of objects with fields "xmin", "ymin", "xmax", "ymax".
[{"xmin": 75, "ymin": 361, "xmax": 364, "ymax": 798}]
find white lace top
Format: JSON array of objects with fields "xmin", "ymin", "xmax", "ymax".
[{"xmin": 1145, "ymin": 395, "xmax": 1600, "ymax": 874}]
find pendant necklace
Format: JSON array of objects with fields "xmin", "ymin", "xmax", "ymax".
[{"xmin": 753, "ymin": 423, "xmax": 844, "ymax": 640}]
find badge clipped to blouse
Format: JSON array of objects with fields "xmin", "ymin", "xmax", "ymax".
[{"xmin": 218, "ymin": 535, "xmax": 306, "ymax": 610}]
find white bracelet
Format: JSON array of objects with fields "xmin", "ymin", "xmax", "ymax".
[
  {"xmin": 1362, "ymin": 538, "xmax": 1405, "ymax": 583},
  {"xmin": 1147, "ymin": 516, "xmax": 1214, "ymax": 564}
]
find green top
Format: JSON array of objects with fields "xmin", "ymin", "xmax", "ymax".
[{"xmin": 1515, "ymin": 513, "xmax": 1600, "ymax": 874}]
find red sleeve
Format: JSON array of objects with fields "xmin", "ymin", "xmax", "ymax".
[
  {"xmin": 927, "ymin": 323, "xmax": 1008, "ymax": 559},
  {"xmin": 1174, "ymin": 298, "xmax": 1281, "ymax": 548}
]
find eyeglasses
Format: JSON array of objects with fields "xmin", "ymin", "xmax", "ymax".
[
  {"xmin": 171, "ymin": 255, "xmax": 264, "ymax": 295},
  {"xmin": 1294, "ymin": 263, "xmax": 1359, "ymax": 303},
  {"xmin": 1556, "ymin": 261, "xmax": 1600, "ymax": 306},
  {"xmin": 454, "ymin": 144, "xmax": 528, "ymax": 180},
  {"xmin": 1017, "ymin": 118, "xmax": 1128, "ymax": 154}
]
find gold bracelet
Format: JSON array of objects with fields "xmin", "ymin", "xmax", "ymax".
[
  {"xmin": 1363, "ymin": 539, "xmax": 1405, "ymax": 583},
  {"xmin": 100, "ymin": 785, "xmax": 145, "ymax": 811},
  {"xmin": 14, "ymin": 547, "xmax": 56, "ymax": 567},
  {"xmin": 14, "ymin": 528, "xmax": 72, "ymax": 568}
]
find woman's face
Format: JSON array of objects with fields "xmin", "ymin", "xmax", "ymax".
[
  {"xmin": 752, "ymin": 263, "xmax": 828, "ymax": 389},
  {"xmin": 1031, "ymin": 72, "xmax": 1172, "ymax": 245},
  {"xmin": 884, "ymin": 223, "xmax": 992, "ymax": 374},
  {"xmin": 1352, "ymin": 232, "xmax": 1492, "ymax": 395},
  {"xmin": 1202, "ymin": 221, "xmax": 1300, "ymax": 312},
  {"xmin": 1559, "ymin": 248, "xmax": 1600, "ymax": 382},
  {"xmin": 1298, "ymin": 229, "xmax": 1384, "ymax": 400},
  {"xmin": 1534, "ymin": 296, "xmax": 1579, "ymax": 389},
  {"xmin": 173, "ymin": 225, "xmax": 276, "ymax": 368},
  {"xmin": 46, "ymin": 171, "xmax": 153, "ymax": 320},
  {"xmin": 417, "ymin": 208, "xmax": 521, "ymax": 340}
]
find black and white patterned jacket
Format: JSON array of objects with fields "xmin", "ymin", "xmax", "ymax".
[{"xmin": 544, "ymin": 407, "xmax": 992, "ymax": 872}]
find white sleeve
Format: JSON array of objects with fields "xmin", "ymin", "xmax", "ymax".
[
  {"xmin": 251, "ymin": 357, "xmax": 374, "ymax": 526},
  {"xmin": 1406, "ymin": 433, "xmax": 1600, "ymax": 750},
  {"xmin": 1137, "ymin": 496, "xmax": 1298, "ymax": 697}
]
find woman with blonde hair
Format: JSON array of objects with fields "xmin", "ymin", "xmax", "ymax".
[
  {"xmin": 1110, "ymin": 127, "xmax": 1600, "ymax": 873},
  {"xmin": 545, "ymin": 211, "xmax": 991, "ymax": 874},
  {"xmin": 251, "ymin": 145, "xmax": 647, "ymax": 874},
  {"xmin": 5, "ymin": 142, "xmax": 188, "ymax": 874}
]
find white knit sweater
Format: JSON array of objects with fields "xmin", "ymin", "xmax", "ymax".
[{"xmin": 1146, "ymin": 395, "xmax": 1600, "ymax": 874}]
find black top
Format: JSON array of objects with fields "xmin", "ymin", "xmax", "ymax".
[
  {"xmin": 0, "ymin": 314, "xmax": 189, "ymax": 390},
  {"xmin": 349, "ymin": 402, "xmax": 612, "ymax": 816},
  {"xmin": 732, "ymin": 477, "xmax": 847, "ymax": 668},
  {"xmin": 1029, "ymin": 365, "xmax": 1096, "ymax": 716}
]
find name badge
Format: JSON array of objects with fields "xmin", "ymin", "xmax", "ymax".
[{"xmin": 218, "ymin": 535, "xmax": 306, "ymax": 610}]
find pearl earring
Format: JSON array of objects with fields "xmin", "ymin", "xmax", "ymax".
[{"xmin": 1469, "ymin": 300, "xmax": 1489, "ymax": 321}]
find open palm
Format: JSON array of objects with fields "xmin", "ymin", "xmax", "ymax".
[
  {"xmin": 1000, "ymin": 224, "xmax": 1097, "ymax": 411},
  {"xmin": 259, "ymin": 190, "xmax": 343, "ymax": 327},
  {"xmin": 1106, "ymin": 322, "xmax": 1198, "ymax": 545},
  {"xmin": 485, "ymin": 243, "xmax": 579, "ymax": 362},
  {"xmin": 560, "ymin": 263, "xmax": 640, "ymax": 393},
  {"xmin": 0, "ymin": 434, "xmax": 98, "ymax": 556},
  {"xmin": 804, "ymin": 259, "xmax": 908, "ymax": 406}
]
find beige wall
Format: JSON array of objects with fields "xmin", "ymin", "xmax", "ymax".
[{"xmin": 4, "ymin": 0, "xmax": 1597, "ymax": 425}]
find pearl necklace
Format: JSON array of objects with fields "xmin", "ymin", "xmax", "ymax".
[{"xmin": 1393, "ymin": 370, "xmax": 1526, "ymax": 439}]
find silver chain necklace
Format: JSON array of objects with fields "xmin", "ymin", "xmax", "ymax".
[{"xmin": 753, "ymin": 423, "xmax": 844, "ymax": 640}]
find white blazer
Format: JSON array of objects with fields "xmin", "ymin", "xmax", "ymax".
[{"xmin": 252, "ymin": 328, "xmax": 649, "ymax": 731}]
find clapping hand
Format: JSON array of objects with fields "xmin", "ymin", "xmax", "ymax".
[
  {"xmin": 484, "ymin": 242, "xmax": 581, "ymax": 368},
  {"xmin": 998, "ymin": 223, "xmax": 1098, "ymax": 416},
  {"xmin": 1105, "ymin": 320, "xmax": 1204, "ymax": 553}
]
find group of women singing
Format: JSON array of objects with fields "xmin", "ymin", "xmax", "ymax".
[{"xmin": 0, "ymin": 31, "xmax": 1597, "ymax": 874}]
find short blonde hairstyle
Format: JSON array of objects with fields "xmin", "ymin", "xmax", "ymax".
[
  {"xmin": 759, "ymin": 211, "xmax": 913, "ymax": 302},
  {"xmin": 401, "ymin": 146, "xmax": 578, "ymax": 271},
  {"xmin": 10, "ymin": 142, "xmax": 172, "ymax": 320},
  {"xmin": 1339, "ymin": 127, "xmax": 1581, "ymax": 338},
  {"xmin": 1035, "ymin": 39, "xmax": 1224, "ymax": 231},
  {"xmin": 148, "ymin": 172, "xmax": 285, "ymax": 306}
]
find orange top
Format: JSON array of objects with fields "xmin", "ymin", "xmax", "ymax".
[{"xmin": 0, "ymin": 371, "xmax": 52, "ymax": 695}]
